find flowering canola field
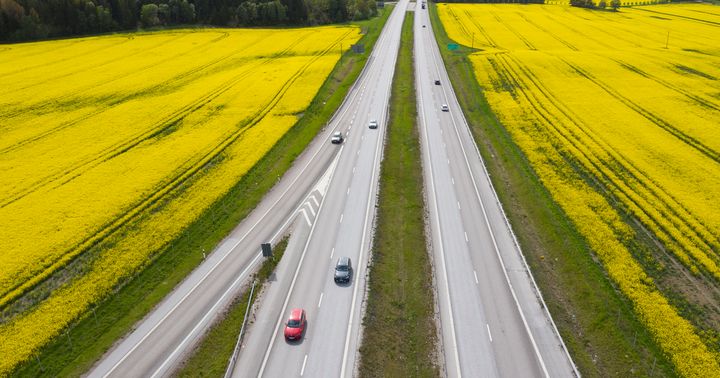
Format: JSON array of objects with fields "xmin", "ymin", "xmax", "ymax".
[
  {"xmin": 439, "ymin": 3, "xmax": 720, "ymax": 377},
  {"xmin": 0, "ymin": 26, "xmax": 359, "ymax": 374}
]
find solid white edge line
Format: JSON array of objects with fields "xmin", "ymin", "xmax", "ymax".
[
  {"xmin": 340, "ymin": 2, "xmax": 407, "ymax": 376},
  {"xmin": 257, "ymin": 146, "xmax": 342, "ymax": 378},
  {"xmin": 426, "ymin": 13, "xmax": 549, "ymax": 377},
  {"xmin": 416, "ymin": 10, "xmax": 462, "ymax": 377}
]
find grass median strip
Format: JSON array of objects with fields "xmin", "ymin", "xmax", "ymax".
[
  {"xmin": 175, "ymin": 237, "xmax": 288, "ymax": 377},
  {"xmin": 358, "ymin": 14, "xmax": 439, "ymax": 377},
  {"xmin": 427, "ymin": 3, "xmax": 673, "ymax": 377},
  {"xmin": 11, "ymin": 8, "xmax": 394, "ymax": 377}
]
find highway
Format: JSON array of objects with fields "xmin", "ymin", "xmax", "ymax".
[
  {"xmin": 233, "ymin": 1, "xmax": 408, "ymax": 377},
  {"xmin": 414, "ymin": 4, "xmax": 578, "ymax": 377},
  {"xmin": 88, "ymin": 2, "xmax": 578, "ymax": 376},
  {"xmin": 87, "ymin": 1, "xmax": 407, "ymax": 377}
]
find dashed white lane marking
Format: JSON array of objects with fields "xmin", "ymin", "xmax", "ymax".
[
  {"xmin": 452, "ymin": 177, "xmax": 455, "ymax": 185},
  {"xmin": 457, "ymin": 201, "xmax": 461, "ymax": 210},
  {"xmin": 301, "ymin": 355, "xmax": 308, "ymax": 376},
  {"xmin": 441, "ymin": 129, "xmax": 443, "ymax": 134},
  {"xmin": 474, "ymin": 271, "xmax": 479, "ymax": 284},
  {"xmin": 487, "ymin": 324, "xmax": 493, "ymax": 342},
  {"xmin": 347, "ymin": 188, "xmax": 350, "ymax": 195},
  {"xmin": 447, "ymin": 158, "xmax": 450, "ymax": 165},
  {"xmin": 464, "ymin": 232, "xmax": 468, "ymax": 242},
  {"xmin": 300, "ymin": 209, "xmax": 312, "ymax": 227},
  {"xmin": 353, "ymin": 167, "xmax": 356, "ymax": 174},
  {"xmin": 318, "ymin": 293, "xmax": 324, "ymax": 308},
  {"xmin": 331, "ymin": 247, "xmax": 335, "ymax": 259},
  {"xmin": 340, "ymin": 214, "xmax": 344, "ymax": 223}
]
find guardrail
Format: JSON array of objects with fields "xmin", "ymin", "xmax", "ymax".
[{"xmin": 224, "ymin": 279, "xmax": 258, "ymax": 378}]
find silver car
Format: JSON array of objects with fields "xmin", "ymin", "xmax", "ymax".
[
  {"xmin": 441, "ymin": 104, "xmax": 449, "ymax": 112},
  {"xmin": 331, "ymin": 131, "xmax": 344, "ymax": 144},
  {"xmin": 368, "ymin": 119, "xmax": 379, "ymax": 129}
]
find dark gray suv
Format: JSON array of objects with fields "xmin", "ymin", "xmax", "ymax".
[{"xmin": 334, "ymin": 257, "xmax": 352, "ymax": 284}]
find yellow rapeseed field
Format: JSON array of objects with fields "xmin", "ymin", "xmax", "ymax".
[
  {"xmin": 439, "ymin": 3, "xmax": 720, "ymax": 377},
  {"xmin": 0, "ymin": 26, "xmax": 359, "ymax": 374}
]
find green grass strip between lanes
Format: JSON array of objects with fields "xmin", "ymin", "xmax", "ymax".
[
  {"xmin": 11, "ymin": 7, "xmax": 394, "ymax": 377},
  {"xmin": 358, "ymin": 13, "xmax": 439, "ymax": 377},
  {"xmin": 427, "ymin": 3, "xmax": 674, "ymax": 377},
  {"xmin": 175, "ymin": 237, "xmax": 288, "ymax": 377}
]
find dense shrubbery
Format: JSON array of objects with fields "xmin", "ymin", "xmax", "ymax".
[{"xmin": 0, "ymin": 0, "xmax": 377, "ymax": 40}]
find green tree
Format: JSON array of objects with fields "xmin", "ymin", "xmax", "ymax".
[
  {"xmin": 140, "ymin": 3, "xmax": 159, "ymax": 26},
  {"xmin": 611, "ymin": 0, "xmax": 620, "ymax": 10},
  {"xmin": 328, "ymin": 0, "xmax": 347, "ymax": 22}
]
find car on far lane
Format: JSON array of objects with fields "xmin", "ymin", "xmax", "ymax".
[
  {"xmin": 334, "ymin": 256, "xmax": 353, "ymax": 284},
  {"xmin": 368, "ymin": 119, "xmax": 379, "ymax": 129},
  {"xmin": 434, "ymin": 79, "xmax": 441, "ymax": 85},
  {"xmin": 441, "ymin": 104, "xmax": 449, "ymax": 112},
  {"xmin": 284, "ymin": 308, "xmax": 306, "ymax": 341},
  {"xmin": 331, "ymin": 131, "xmax": 344, "ymax": 144}
]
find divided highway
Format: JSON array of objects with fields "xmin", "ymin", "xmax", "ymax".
[
  {"xmin": 414, "ymin": 5, "xmax": 578, "ymax": 377},
  {"xmin": 89, "ymin": 2, "xmax": 578, "ymax": 377}
]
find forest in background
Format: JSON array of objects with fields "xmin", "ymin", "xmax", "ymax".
[{"xmin": 0, "ymin": 0, "xmax": 377, "ymax": 41}]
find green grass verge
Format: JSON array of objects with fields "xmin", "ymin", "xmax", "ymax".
[
  {"xmin": 11, "ymin": 8, "xmax": 394, "ymax": 378},
  {"xmin": 358, "ymin": 14, "xmax": 439, "ymax": 377},
  {"xmin": 175, "ymin": 237, "xmax": 288, "ymax": 377},
  {"xmin": 427, "ymin": 3, "xmax": 674, "ymax": 377}
]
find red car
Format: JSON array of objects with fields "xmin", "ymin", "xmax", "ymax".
[{"xmin": 284, "ymin": 308, "xmax": 306, "ymax": 341}]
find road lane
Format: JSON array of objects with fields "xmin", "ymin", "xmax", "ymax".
[
  {"xmin": 233, "ymin": 2, "xmax": 408, "ymax": 377},
  {"xmin": 414, "ymin": 5, "xmax": 578, "ymax": 377}
]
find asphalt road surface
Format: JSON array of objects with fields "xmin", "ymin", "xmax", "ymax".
[
  {"xmin": 414, "ymin": 5, "xmax": 578, "ymax": 378},
  {"xmin": 233, "ymin": 1, "xmax": 408, "ymax": 377}
]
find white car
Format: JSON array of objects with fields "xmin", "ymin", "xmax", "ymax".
[
  {"xmin": 368, "ymin": 119, "xmax": 379, "ymax": 129},
  {"xmin": 441, "ymin": 104, "xmax": 449, "ymax": 112}
]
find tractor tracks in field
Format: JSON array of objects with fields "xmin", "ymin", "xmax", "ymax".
[
  {"xmin": 489, "ymin": 52, "xmax": 720, "ymax": 281},
  {"xmin": 489, "ymin": 7, "xmax": 536, "ymax": 51},
  {"xmin": 560, "ymin": 58, "xmax": 720, "ymax": 164},
  {"xmin": 0, "ymin": 31, "xmax": 246, "ymax": 148},
  {"xmin": 0, "ymin": 32, "xmax": 310, "ymax": 208},
  {"xmin": 611, "ymin": 58, "xmax": 720, "ymax": 112},
  {"xmin": 0, "ymin": 29, "xmax": 352, "ymax": 312}
]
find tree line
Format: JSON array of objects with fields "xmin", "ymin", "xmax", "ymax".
[{"xmin": 0, "ymin": 0, "xmax": 377, "ymax": 41}]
